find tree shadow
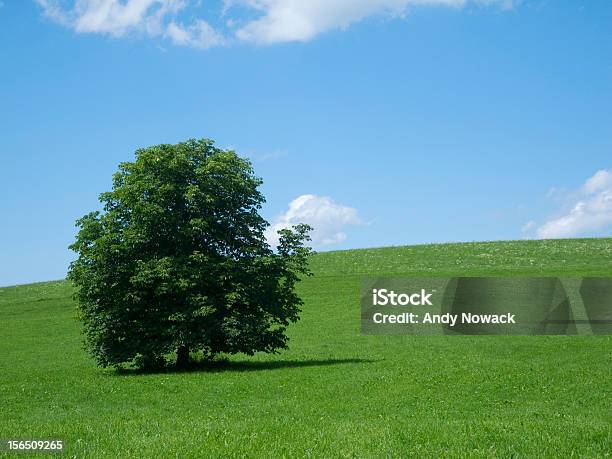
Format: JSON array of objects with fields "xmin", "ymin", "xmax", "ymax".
[{"xmin": 114, "ymin": 357, "xmax": 378, "ymax": 376}]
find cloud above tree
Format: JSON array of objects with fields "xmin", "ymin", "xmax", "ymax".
[
  {"xmin": 265, "ymin": 194, "xmax": 360, "ymax": 249},
  {"xmin": 36, "ymin": 0, "xmax": 516, "ymax": 48}
]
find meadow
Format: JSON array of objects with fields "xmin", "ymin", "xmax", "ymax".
[{"xmin": 1, "ymin": 238, "xmax": 611, "ymax": 457}]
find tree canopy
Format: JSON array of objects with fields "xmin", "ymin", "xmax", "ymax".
[{"xmin": 68, "ymin": 139, "xmax": 311, "ymax": 370}]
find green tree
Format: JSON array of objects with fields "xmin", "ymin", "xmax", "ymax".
[{"xmin": 68, "ymin": 139, "xmax": 312, "ymax": 370}]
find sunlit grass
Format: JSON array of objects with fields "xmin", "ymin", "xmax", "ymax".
[{"xmin": 1, "ymin": 238, "xmax": 611, "ymax": 457}]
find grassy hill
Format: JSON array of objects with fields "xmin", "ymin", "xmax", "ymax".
[{"xmin": 2, "ymin": 239, "xmax": 612, "ymax": 457}]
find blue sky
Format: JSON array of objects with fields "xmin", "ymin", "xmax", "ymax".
[{"xmin": 1, "ymin": 0, "xmax": 611, "ymax": 286}]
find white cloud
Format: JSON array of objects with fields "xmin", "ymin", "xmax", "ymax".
[
  {"xmin": 37, "ymin": 0, "xmax": 515, "ymax": 48},
  {"xmin": 531, "ymin": 169, "xmax": 612, "ymax": 239},
  {"xmin": 36, "ymin": 0, "xmax": 185, "ymax": 37},
  {"xmin": 265, "ymin": 194, "xmax": 360, "ymax": 248},
  {"xmin": 583, "ymin": 169, "xmax": 612, "ymax": 194},
  {"xmin": 166, "ymin": 20, "xmax": 226, "ymax": 48},
  {"xmin": 232, "ymin": 0, "xmax": 514, "ymax": 45}
]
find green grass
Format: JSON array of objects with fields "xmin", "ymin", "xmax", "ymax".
[{"xmin": 2, "ymin": 238, "xmax": 612, "ymax": 457}]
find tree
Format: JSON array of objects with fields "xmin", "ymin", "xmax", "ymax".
[{"xmin": 68, "ymin": 139, "xmax": 312, "ymax": 370}]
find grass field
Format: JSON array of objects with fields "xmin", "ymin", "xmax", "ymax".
[{"xmin": 2, "ymin": 239, "xmax": 612, "ymax": 457}]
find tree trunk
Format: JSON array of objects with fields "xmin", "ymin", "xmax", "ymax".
[{"xmin": 176, "ymin": 344, "xmax": 190, "ymax": 369}]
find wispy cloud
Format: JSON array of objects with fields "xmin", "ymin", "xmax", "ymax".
[
  {"xmin": 166, "ymin": 20, "xmax": 226, "ymax": 48},
  {"xmin": 37, "ymin": 0, "xmax": 516, "ymax": 48},
  {"xmin": 265, "ymin": 194, "xmax": 360, "ymax": 249},
  {"xmin": 36, "ymin": 0, "xmax": 185, "ymax": 37},
  {"xmin": 525, "ymin": 169, "xmax": 612, "ymax": 239}
]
